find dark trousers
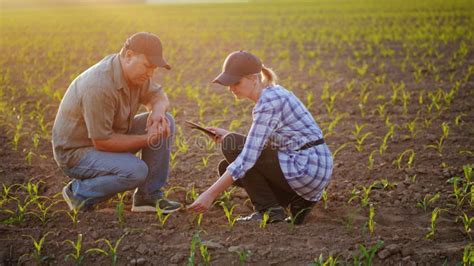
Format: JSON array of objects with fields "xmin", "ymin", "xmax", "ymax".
[{"xmin": 218, "ymin": 133, "xmax": 312, "ymax": 212}]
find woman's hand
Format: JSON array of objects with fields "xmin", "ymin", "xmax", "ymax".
[
  {"xmin": 206, "ymin": 127, "xmax": 230, "ymax": 143},
  {"xmin": 187, "ymin": 190, "xmax": 216, "ymax": 213}
]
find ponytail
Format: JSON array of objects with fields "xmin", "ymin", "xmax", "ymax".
[{"xmin": 260, "ymin": 65, "xmax": 278, "ymax": 87}]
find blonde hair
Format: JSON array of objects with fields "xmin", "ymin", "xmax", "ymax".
[{"xmin": 260, "ymin": 65, "xmax": 278, "ymax": 87}]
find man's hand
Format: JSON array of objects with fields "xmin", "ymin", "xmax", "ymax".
[
  {"xmin": 206, "ymin": 127, "xmax": 230, "ymax": 143},
  {"xmin": 187, "ymin": 190, "xmax": 216, "ymax": 213},
  {"xmin": 146, "ymin": 111, "xmax": 170, "ymax": 138}
]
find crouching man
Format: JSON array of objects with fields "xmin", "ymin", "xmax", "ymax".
[{"xmin": 52, "ymin": 32, "xmax": 181, "ymax": 213}]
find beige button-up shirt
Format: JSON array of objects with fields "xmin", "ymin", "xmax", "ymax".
[{"xmin": 52, "ymin": 54, "xmax": 163, "ymax": 169}]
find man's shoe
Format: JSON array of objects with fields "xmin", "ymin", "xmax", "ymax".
[
  {"xmin": 287, "ymin": 197, "xmax": 316, "ymax": 225},
  {"xmin": 62, "ymin": 182, "xmax": 91, "ymax": 211},
  {"xmin": 131, "ymin": 196, "xmax": 182, "ymax": 213},
  {"xmin": 236, "ymin": 207, "xmax": 286, "ymax": 223}
]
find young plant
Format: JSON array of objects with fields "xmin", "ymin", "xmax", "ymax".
[
  {"xmin": 367, "ymin": 204, "xmax": 375, "ymax": 234},
  {"xmin": 155, "ymin": 200, "xmax": 172, "ymax": 228},
  {"xmin": 115, "ymin": 192, "xmax": 126, "ymax": 227},
  {"xmin": 457, "ymin": 213, "xmax": 473, "ymax": 240},
  {"xmin": 321, "ymin": 189, "xmax": 328, "ymax": 209},
  {"xmin": 392, "ymin": 149, "xmax": 415, "ymax": 169},
  {"xmin": 425, "ymin": 207, "xmax": 443, "ymax": 239},
  {"xmin": 286, "ymin": 207, "xmax": 311, "ymax": 232},
  {"xmin": 219, "ymin": 201, "xmax": 238, "ymax": 228},
  {"xmin": 2, "ymin": 196, "xmax": 35, "ymax": 224},
  {"xmin": 426, "ymin": 122, "xmax": 449, "ymax": 155},
  {"xmin": 199, "ymin": 243, "xmax": 211, "ymax": 265},
  {"xmin": 259, "ymin": 209, "xmax": 270, "ymax": 229},
  {"xmin": 19, "ymin": 232, "xmax": 53, "ymax": 265},
  {"xmin": 353, "ymin": 240, "xmax": 384, "ymax": 266},
  {"xmin": 236, "ymin": 249, "xmax": 251, "ymax": 265},
  {"xmin": 186, "ymin": 186, "xmax": 203, "ymax": 226},
  {"xmin": 64, "ymin": 234, "xmax": 85, "ymax": 265},
  {"xmin": 187, "ymin": 231, "xmax": 202, "ymax": 266},
  {"xmin": 29, "ymin": 198, "xmax": 60, "ymax": 225},
  {"xmin": 417, "ymin": 192, "xmax": 440, "ymax": 212},
  {"xmin": 86, "ymin": 233, "xmax": 127, "ymax": 266},
  {"xmin": 367, "ymin": 150, "xmax": 377, "ymax": 170},
  {"xmin": 462, "ymin": 244, "xmax": 474, "ymax": 266},
  {"xmin": 309, "ymin": 253, "xmax": 339, "ymax": 266}
]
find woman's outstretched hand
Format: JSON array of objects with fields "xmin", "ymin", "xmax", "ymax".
[
  {"xmin": 187, "ymin": 190, "xmax": 216, "ymax": 213},
  {"xmin": 206, "ymin": 127, "xmax": 230, "ymax": 143}
]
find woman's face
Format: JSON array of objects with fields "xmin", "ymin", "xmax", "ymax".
[{"xmin": 228, "ymin": 75, "xmax": 256, "ymax": 99}]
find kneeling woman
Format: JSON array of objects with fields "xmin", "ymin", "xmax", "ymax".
[{"xmin": 188, "ymin": 51, "xmax": 333, "ymax": 224}]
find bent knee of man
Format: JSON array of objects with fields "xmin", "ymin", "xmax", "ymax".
[{"xmin": 128, "ymin": 160, "xmax": 149, "ymax": 183}]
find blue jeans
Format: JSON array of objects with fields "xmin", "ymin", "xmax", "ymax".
[{"xmin": 62, "ymin": 112, "xmax": 175, "ymax": 207}]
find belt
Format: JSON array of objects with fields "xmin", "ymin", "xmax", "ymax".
[{"xmin": 297, "ymin": 139, "xmax": 325, "ymax": 151}]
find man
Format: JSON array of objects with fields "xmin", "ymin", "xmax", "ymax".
[{"xmin": 52, "ymin": 32, "xmax": 181, "ymax": 213}]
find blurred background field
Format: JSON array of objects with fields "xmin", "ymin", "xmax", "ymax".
[{"xmin": 1, "ymin": 0, "xmax": 473, "ymax": 264}]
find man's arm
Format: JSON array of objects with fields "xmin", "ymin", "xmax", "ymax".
[{"xmin": 92, "ymin": 133, "xmax": 148, "ymax": 153}]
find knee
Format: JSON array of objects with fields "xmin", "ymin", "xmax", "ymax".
[
  {"xmin": 221, "ymin": 133, "xmax": 243, "ymax": 161},
  {"xmin": 128, "ymin": 160, "xmax": 149, "ymax": 184}
]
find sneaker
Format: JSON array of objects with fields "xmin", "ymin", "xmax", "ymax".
[
  {"xmin": 131, "ymin": 195, "xmax": 182, "ymax": 213},
  {"xmin": 62, "ymin": 181, "xmax": 91, "ymax": 211},
  {"xmin": 286, "ymin": 197, "xmax": 316, "ymax": 225},
  {"xmin": 236, "ymin": 206, "xmax": 286, "ymax": 223}
]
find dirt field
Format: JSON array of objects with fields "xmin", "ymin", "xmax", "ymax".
[{"xmin": 1, "ymin": 0, "xmax": 473, "ymax": 265}]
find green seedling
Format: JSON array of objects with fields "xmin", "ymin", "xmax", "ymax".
[
  {"xmin": 200, "ymin": 243, "xmax": 211, "ymax": 265},
  {"xmin": 457, "ymin": 213, "xmax": 473, "ymax": 240},
  {"xmin": 321, "ymin": 189, "xmax": 328, "ymax": 209},
  {"xmin": 425, "ymin": 207, "xmax": 443, "ymax": 239},
  {"xmin": 64, "ymin": 233, "xmax": 85, "ymax": 265},
  {"xmin": 417, "ymin": 192, "xmax": 440, "ymax": 212},
  {"xmin": 367, "ymin": 204, "xmax": 375, "ymax": 234},
  {"xmin": 219, "ymin": 201, "xmax": 238, "ymax": 228},
  {"xmin": 379, "ymin": 126, "xmax": 394, "ymax": 156},
  {"xmin": 19, "ymin": 231, "xmax": 53, "ymax": 265},
  {"xmin": 310, "ymin": 253, "xmax": 339, "ymax": 266},
  {"xmin": 348, "ymin": 185, "xmax": 373, "ymax": 208},
  {"xmin": 462, "ymin": 243, "xmax": 474, "ymax": 266},
  {"xmin": 354, "ymin": 132, "xmax": 372, "ymax": 152},
  {"xmin": 2, "ymin": 196, "xmax": 35, "ymax": 224},
  {"xmin": 219, "ymin": 187, "xmax": 236, "ymax": 209},
  {"xmin": 186, "ymin": 186, "xmax": 203, "ymax": 226},
  {"xmin": 367, "ymin": 150, "xmax": 377, "ymax": 170},
  {"xmin": 392, "ymin": 149, "xmax": 415, "ymax": 169},
  {"xmin": 260, "ymin": 209, "xmax": 270, "ymax": 229},
  {"xmin": 22, "ymin": 178, "xmax": 45, "ymax": 201},
  {"xmin": 86, "ymin": 233, "xmax": 127, "ymax": 266},
  {"xmin": 236, "ymin": 249, "xmax": 251, "ymax": 265},
  {"xmin": 286, "ymin": 207, "xmax": 311, "ymax": 232},
  {"xmin": 426, "ymin": 122, "xmax": 449, "ymax": 154},
  {"xmin": 187, "ymin": 231, "xmax": 201, "ymax": 266},
  {"xmin": 155, "ymin": 200, "xmax": 172, "ymax": 227},
  {"xmin": 332, "ymin": 142, "xmax": 350, "ymax": 160},
  {"xmin": 29, "ymin": 198, "xmax": 60, "ymax": 225},
  {"xmin": 115, "ymin": 192, "xmax": 126, "ymax": 227},
  {"xmin": 353, "ymin": 240, "xmax": 384, "ymax": 266}
]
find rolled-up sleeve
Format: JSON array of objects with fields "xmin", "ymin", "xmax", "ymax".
[
  {"xmin": 82, "ymin": 88, "xmax": 116, "ymax": 140},
  {"xmin": 226, "ymin": 103, "xmax": 280, "ymax": 181},
  {"xmin": 140, "ymin": 79, "xmax": 163, "ymax": 105}
]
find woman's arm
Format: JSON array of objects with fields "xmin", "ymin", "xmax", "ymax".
[{"xmin": 187, "ymin": 170, "xmax": 234, "ymax": 213}]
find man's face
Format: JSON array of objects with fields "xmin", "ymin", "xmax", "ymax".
[{"xmin": 122, "ymin": 50, "xmax": 157, "ymax": 87}]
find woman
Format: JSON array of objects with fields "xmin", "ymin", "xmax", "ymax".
[{"xmin": 188, "ymin": 50, "xmax": 333, "ymax": 224}]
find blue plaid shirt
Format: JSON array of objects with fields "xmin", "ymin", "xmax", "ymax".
[{"xmin": 226, "ymin": 85, "xmax": 333, "ymax": 201}]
